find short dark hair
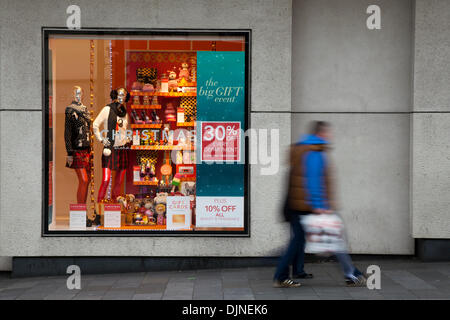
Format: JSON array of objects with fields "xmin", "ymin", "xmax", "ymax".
[{"xmin": 310, "ymin": 121, "xmax": 330, "ymax": 135}]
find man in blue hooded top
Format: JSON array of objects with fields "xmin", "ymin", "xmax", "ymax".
[{"xmin": 274, "ymin": 121, "xmax": 366, "ymax": 288}]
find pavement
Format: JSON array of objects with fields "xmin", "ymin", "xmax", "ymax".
[{"xmin": 0, "ymin": 259, "xmax": 449, "ymax": 300}]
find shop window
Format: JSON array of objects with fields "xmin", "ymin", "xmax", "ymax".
[{"xmin": 43, "ymin": 29, "xmax": 250, "ymax": 235}]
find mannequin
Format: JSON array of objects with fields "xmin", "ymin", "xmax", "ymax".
[
  {"xmin": 93, "ymin": 88, "xmax": 131, "ymax": 201},
  {"xmin": 64, "ymin": 86, "xmax": 91, "ymax": 203}
]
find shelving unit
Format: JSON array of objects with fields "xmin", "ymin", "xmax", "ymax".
[
  {"xmin": 176, "ymin": 122, "xmax": 195, "ymax": 127},
  {"xmin": 131, "ymin": 104, "xmax": 161, "ymax": 109},
  {"xmin": 130, "ymin": 124, "xmax": 162, "ymax": 129},
  {"xmin": 131, "ymin": 145, "xmax": 195, "ymax": 151},
  {"xmin": 129, "ymin": 84, "xmax": 197, "ymax": 229},
  {"xmin": 97, "ymin": 225, "xmax": 194, "ymax": 231},
  {"xmin": 130, "ymin": 91, "xmax": 197, "ymax": 97},
  {"xmin": 133, "ymin": 180, "xmax": 158, "ymax": 186},
  {"xmin": 178, "ymin": 176, "xmax": 196, "ymax": 182}
]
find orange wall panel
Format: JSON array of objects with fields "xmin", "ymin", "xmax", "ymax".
[
  {"xmin": 149, "ymin": 40, "xmax": 191, "ymax": 51},
  {"xmin": 192, "ymin": 40, "xmax": 244, "ymax": 51}
]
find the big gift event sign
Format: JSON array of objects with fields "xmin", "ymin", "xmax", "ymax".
[{"xmin": 195, "ymin": 52, "xmax": 245, "ymax": 228}]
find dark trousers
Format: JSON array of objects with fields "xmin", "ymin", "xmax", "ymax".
[{"xmin": 274, "ymin": 212, "xmax": 307, "ymax": 281}]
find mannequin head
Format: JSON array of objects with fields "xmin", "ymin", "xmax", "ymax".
[
  {"xmin": 110, "ymin": 87, "xmax": 130, "ymax": 105},
  {"xmin": 72, "ymin": 86, "xmax": 83, "ymax": 104}
]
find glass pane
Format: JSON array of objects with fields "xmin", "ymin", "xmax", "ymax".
[{"xmin": 46, "ymin": 31, "xmax": 247, "ymax": 234}]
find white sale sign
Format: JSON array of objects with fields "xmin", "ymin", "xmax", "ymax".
[
  {"xmin": 196, "ymin": 197, "xmax": 244, "ymax": 228},
  {"xmin": 69, "ymin": 204, "xmax": 86, "ymax": 231},
  {"xmin": 104, "ymin": 204, "xmax": 122, "ymax": 228}
]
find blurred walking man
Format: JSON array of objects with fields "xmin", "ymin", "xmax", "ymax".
[{"xmin": 274, "ymin": 121, "xmax": 366, "ymax": 288}]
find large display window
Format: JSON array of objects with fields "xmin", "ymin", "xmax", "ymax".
[{"xmin": 43, "ymin": 28, "xmax": 250, "ymax": 235}]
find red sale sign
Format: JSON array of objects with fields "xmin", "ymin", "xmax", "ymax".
[{"xmin": 200, "ymin": 121, "xmax": 241, "ymax": 162}]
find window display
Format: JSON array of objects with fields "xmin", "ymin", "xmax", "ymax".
[{"xmin": 43, "ymin": 29, "xmax": 249, "ymax": 235}]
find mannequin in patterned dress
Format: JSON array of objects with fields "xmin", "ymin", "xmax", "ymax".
[{"xmin": 64, "ymin": 86, "xmax": 91, "ymax": 203}]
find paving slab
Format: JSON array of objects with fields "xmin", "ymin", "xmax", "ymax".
[
  {"xmin": 0, "ymin": 260, "xmax": 447, "ymax": 300},
  {"xmin": 133, "ymin": 293, "xmax": 163, "ymax": 300},
  {"xmin": 384, "ymin": 270, "xmax": 437, "ymax": 290}
]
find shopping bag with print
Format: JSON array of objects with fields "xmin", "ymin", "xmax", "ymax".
[{"xmin": 301, "ymin": 213, "xmax": 347, "ymax": 256}]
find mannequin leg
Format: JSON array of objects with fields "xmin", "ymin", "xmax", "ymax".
[
  {"xmin": 112, "ymin": 169, "xmax": 127, "ymax": 199},
  {"xmin": 75, "ymin": 168, "xmax": 90, "ymax": 204},
  {"xmin": 97, "ymin": 168, "xmax": 112, "ymax": 202}
]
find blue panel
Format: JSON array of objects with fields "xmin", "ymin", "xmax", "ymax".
[{"xmin": 196, "ymin": 52, "xmax": 245, "ymax": 197}]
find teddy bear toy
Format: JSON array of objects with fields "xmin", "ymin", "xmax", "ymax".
[
  {"xmin": 128, "ymin": 201, "xmax": 141, "ymax": 225},
  {"xmin": 153, "ymin": 192, "xmax": 168, "ymax": 225},
  {"xmin": 168, "ymin": 70, "xmax": 178, "ymax": 92},
  {"xmin": 116, "ymin": 194, "xmax": 136, "ymax": 213},
  {"xmin": 154, "ymin": 192, "xmax": 168, "ymax": 206},
  {"xmin": 144, "ymin": 197, "xmax": 156, "ymax": 225},
  {"xmin": 178, "ymin": 62, "xmax": 190, "ymax": 81}
]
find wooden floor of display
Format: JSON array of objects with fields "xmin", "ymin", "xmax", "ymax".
[
  {"xmin": 96, "ymin": 225, "xmax": 191, "ymax": 231},
  {"xmin": 96, "ymin": 225, "xmax": 244, "ymax": 231}
]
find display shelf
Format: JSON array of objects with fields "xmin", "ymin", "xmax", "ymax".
[
  {"xmin": 97, "ymin": 225, "xmax": 167, "ymax": 231},
  {"xmin": 130, "ymin": 124, "xmax": 162, "ymax": 129},
  {"xmin": 130, "ymin": 91, "xmax": 197, "ymax": 97},
  {"xmin": 96, "ymin": 225, "xmax": 194, "ymax": 231},
  {"xmin": 131, "ymin": 145, "xmax": 195, "ymax": 151},
  {"xmin": 193, "ymin": 227, "xmax": 245, "ymax": 231},
  {"xmin": 179, "ymin": 176, "xmax": 196, "ymax": 182},
  {"xmin": 176, "ymin": 122, "xmax": 196, "ymax": 127},
  {"xmin": 131, "ymin": 104, "xmax": 161, "ymax": 109},
  {"xmin": 133, "ymin": 180, "xmax": 159, "ymax": 186},
  {"xmin": 176, "ymin": 82, "xmax": 197, "ymax": 87}
]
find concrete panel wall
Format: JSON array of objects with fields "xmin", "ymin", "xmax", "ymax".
[
  {"xmin": 291, "ymin": 0, "xmax": 414, "ymax": 253},
  {"xmin": 414, "ymin": 0, "xmax": 450, "ymax": 112},
  {"xmin": 292, "ymin": 0, "xmax": 413, "ymax": 113},
  {"xmin": 0, "ymin": 0, "xmax": 292, "ymax": 259},
  {"xmin": 412, "ymin": 114, "xmax": 450, "ymax": 238},
  {"xmin": 292, "ymin": 114, "xmax": 413, "ymax": 254},
  {"xmin": 412, "ymin": 0, "xmax": 450, "ymax": 239}
]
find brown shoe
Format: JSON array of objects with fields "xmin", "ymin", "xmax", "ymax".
[
  {"xmin": 345, "ymin": 275, "xmax": 367, "ymax": 287},
  {"xmin": 273, "ymin": 279, "xmax": 302, "ymax": 288}
]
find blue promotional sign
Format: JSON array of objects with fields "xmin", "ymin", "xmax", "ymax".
[{"xmin": 195, "ymin": 51, "xmax": 246, "ymax": 228}]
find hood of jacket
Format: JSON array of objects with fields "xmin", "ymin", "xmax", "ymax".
[{"xmin": 296, "ymin": 134, "xmax": 329, "ymax": 151}]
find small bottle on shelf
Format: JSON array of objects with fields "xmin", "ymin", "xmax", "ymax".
[
  {"xmin": 131, "ymin": 110, "xmax": 143, "ymax": 124},
  {"xmin": 151, "ymin": 110, "xmax": 159, "ymax": 124}
]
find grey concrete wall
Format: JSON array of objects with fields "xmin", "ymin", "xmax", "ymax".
[
  {"xmin": 292, "ymin": 114, "xmax": 412, "ymax": 254},
  {"xmin": 0, "ymin": 0, "xmax": 292, "ymax": 262},
  {"xmin": 292, "ymin": 0, "xmax": 413, "ymax": 113},
  {"xmin": 412, "ymin": 0, "xmax": 450, "ymax": 238},
  {"xmin": 292, "ymin": 0, "xmax": 414, "ymax": 254},
  {"xmin": 0, "ymin": 257, "xmax": 12, "ymax": 271}
]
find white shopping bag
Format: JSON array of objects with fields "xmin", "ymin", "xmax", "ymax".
[{"xmin": 301, "ymin": 213, "xmax": 348, "ymax": 256}]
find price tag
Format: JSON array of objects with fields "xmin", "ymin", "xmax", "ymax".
[
  {"xmin": 69, "ymin": 204, "xmax": 87, "ymax": 230},
  {"xmin": 104, "ymin": 204, "xmax": 121, "ymax": 228},
  {"xmin": 200, "ymin": 121, "xmax": 241, "ymax": 162}
]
